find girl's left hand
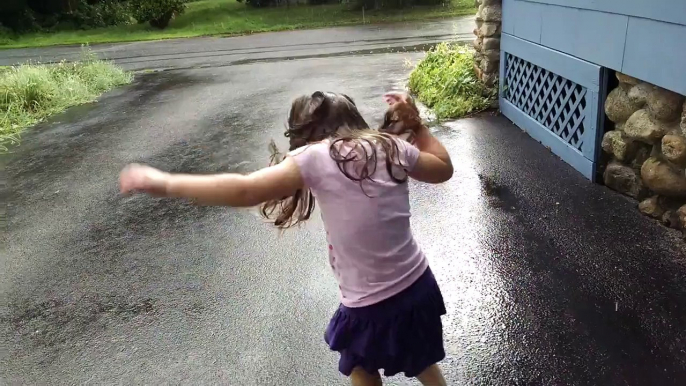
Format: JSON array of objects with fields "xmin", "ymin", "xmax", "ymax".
[{"xmin": 120, "ymin": 164, "xmax": 170, "ymax": 197}]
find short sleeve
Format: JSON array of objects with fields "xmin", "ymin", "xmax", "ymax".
[
  {"xmin": 288, "ymin": 142, "xmax": 327, "ymax": 189},
  {"xmin": 394, "ymin": 137, "xmax": 421, "ymax": 172}
]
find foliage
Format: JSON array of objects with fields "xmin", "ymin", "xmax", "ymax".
[
  {"xmin": 408, "ymin": 42, "xmax": 496, "ymax": 120},
  {"xmin": 1, "ymin": 0, "xmax": 476, "ymax": 48},
  {"xmin": 0, "ymin": 48, "xmax": 132, "ymax": 151},
  {"xmin": 0, "ymin": 0, "xmax": 132, "ymax": 33},
  {"xmin": 130, "ymin": 0, "xmax": 186, "ymax": 29}
]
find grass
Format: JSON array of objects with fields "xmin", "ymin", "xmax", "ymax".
[
  {"xmin": 408, "ymin": 42, "xmax": 496, "ymax": 120},
  {"xmin": 0, "ymin": 0, "xmax": 476, "ymax": 49},
  {"xmin": 0, "ymin": 49, "xmax": 132, "ymax": 151}
]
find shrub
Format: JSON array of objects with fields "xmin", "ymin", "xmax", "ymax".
[
  {"xmin": 130, "ymin": 0, "xmax": 186, "ymax": 29},
  {"xmin": 408, "ymin": 42, "xmax": 496, "ymax": 120},
  {"xmin": 0, "ymin": 48, "xmax": 132, "ymax": 151}
]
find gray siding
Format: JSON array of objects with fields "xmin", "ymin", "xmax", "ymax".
[{"xmin": 502, "ymin": 0, "xmax": 686, "ymax": 95}]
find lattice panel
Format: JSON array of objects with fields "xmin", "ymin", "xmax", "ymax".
[{"xmin": 504, "ymin": 53, "xmax": 588, "ymax": 151}]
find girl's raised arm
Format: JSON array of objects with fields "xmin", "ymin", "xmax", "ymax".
[
  {"xmin": 407, "ymin": 127, "xmax": 453, "ymax": 184},
  {"xmin": 119, "ymin": 158, "xmax": 304, "ymax": 207}
]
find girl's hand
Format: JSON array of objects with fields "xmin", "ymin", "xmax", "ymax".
[
  {"xmin": 120, "ymin": 164, "xmax": 170, "ymax": 197},
  {"xmin": 383, "ymin": 91, "xmax": 412, "ymax": 106}
]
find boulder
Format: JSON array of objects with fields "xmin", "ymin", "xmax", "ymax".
[
  {"xmin": 624, "ymin": 109, "xmax": 668, "ymax": 143},
  {"xmin": 662, "ymin": 134, "xmax": 686, "ymax": 167},
  {"xmin": 641, "ymin": 157, "xmax": 686, "ymax": 197},
  {"xmin": 472, "ymin": 37, "xmax": 483, "ymax": 51},
  {"xmin": 483, "ymin": 38, "xmax": 500, "ymax": 50},
  {"xmin": 662, "ymin": 211, "xmax": 681, "ymax": 229},
  {"xmin": 476, "ymin": 4, "xmax": 484, "ymax": 20},
  {"xmin": 678, "ymin": 205, "xmax": 686, "ymax": 228},
  {"xmin": 631, "ymin": 143, "xmax": 652, "ymax": 171},
  {"xmin": 616, "ymin": 72, "xmax": 640, "ymax": 86},
  {"xmin": 627, "ymin": 82, "xmax": 652, "ymax": 107},
  {"xmin": 639, "ymin": 196, "xmax": 665, "ymax": 219},
  {"xmin": 478, "ymin": 22, "xmax": 501, "ymax": 37},
  {"xmin": 482, "ymin": 73, "xmax": 498, "ymax": 87},
  {"xmin": 604, "ymin": 161, "xmax": 647, "ymax": 199},
  {"xmin": 681, "ymin": 100, "xmax": 686, "ymax": 134},
  {"xmin": 605, "ymin": 87, "xmax": 642, "ymax": 123},
  {"xmin": 483, "ymin": 49, "xmax": 500, "ymax": 61},
  {"xmin": 601, "ymin": 130, "xmax": 636, "ymax": 162},
  {"xmin": 480, "ymin": 58, "xmax": 499, "ymax": 73},
  {"xmin": 646, "ymin": 86, "xmax": 685, "ymax": 122},
  {"xmin": 473, "ymin": 63, "xmax": 483, "ymax": 80},
  {"xmin": 481, "ymin": 5, "xmax": 502, "ymax": 21}
]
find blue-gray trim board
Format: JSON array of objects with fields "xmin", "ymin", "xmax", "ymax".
[{"xmin": 501, "ymin": 34, "xmax": 600, "ymax": 92}]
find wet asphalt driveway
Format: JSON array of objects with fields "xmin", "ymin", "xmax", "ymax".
[{"xmin": 3, "ymin": 21, "xmax": 686, "ymax": 386}]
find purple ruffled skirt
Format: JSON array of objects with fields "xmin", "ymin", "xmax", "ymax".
[{"xmin": 324, "ymin": 267, "xmax": 446, "ymax": 378}]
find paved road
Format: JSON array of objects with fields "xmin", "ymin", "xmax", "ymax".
[
  {"xmin": 3, "ymin": 21, "xmax": 686, "ymax": 386},
  {"xmin": 0, "ymin": 17, "xmax": 474, "ymax": 72}
]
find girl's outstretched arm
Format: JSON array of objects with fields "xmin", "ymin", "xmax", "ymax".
[{"xmin": 119, "ymin": 158, "xmax": 304, "ymax": 207}]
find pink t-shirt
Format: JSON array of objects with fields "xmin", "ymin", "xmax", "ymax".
[{"xmin": 290, "ymin": 138, "xmax": 428, "ymax": 308}]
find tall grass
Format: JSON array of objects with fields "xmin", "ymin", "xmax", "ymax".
[
  {"xmin": 408, "ymin": 42, "xmax": 496, "ymax": 120},
  {"xmin": 0, "ymin": 49, "xmax": 132, "ymax": 151}
]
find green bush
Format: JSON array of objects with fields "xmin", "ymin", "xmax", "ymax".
[
  {"xmin": 0, "ymin": 48, "xmax": 132, "ymax": 151},
  {"xmin": 408, "ymin": 42, "xmax": 496, "ymax": 120},
  {"xmin": 130, "ymin": 0, "xmax": 186, "ymax": 29}
]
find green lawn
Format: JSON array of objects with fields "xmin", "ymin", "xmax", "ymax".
[{"xmin": 0, "ymin": 0, "xmax": 476, "ymax": 49}]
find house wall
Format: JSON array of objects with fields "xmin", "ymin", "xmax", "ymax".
[{"xmin": 501, "ymin": 0, "xmax": 686, "ymax": 96}]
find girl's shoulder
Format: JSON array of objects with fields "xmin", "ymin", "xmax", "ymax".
[{"xmin": 287, "ymin": 141, "xmax": 329, "ymax": 158}]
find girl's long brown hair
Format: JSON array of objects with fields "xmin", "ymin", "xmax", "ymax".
[{"xmin": 260, "ymin": 91, "xmax": 410, "ymax": 229}]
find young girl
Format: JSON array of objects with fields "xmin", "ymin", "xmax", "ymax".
[{"xmin": 119, "ymin": 91, "xmax": 453, "ymax": 386}]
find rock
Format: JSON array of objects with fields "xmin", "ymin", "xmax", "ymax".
[
  {"xmin": 480, "ymin": 58, "xmax": 499, "ymax": 73},
  {"xmin": 472, "ymin": 38, "xmax": 483, "ymax": 51},
  {"xmin": 483, "ymin": 38, "xmax": 500, "ymax": 50},
  {"xmin": 639, "ymin": 196, "xmax": 665, "ymax": 219},
  {"xmin": 604, "ymin": 161, "xmax": 647, "ymax": 199},
  {"xmin": 627, "ymin": 82, "xmax": 653, "ymax": 107},
  {"xmin": 478, "ymin": 22, "xmax": 501, "ymax": 37},
  {"xmin": 482, "ymin": 0, "xmax": 501, "ymax": 5},
  {"xmin": 678, "ymin": 205, "xmax": 686, "ymax": 228},
  {"xmin": 483, "ymin": 49, "xmax": 500, "ymax": 61},
  {"xmin": 681, "ymin": 100, "xmax": 686, "ymax": 134},
  {"xmin": 641, "ymin": 157, "xmax": 686, "ymax": 197},
  {"xmin": 476, "ymin": 4, "xmax": 484, "ymax": 20},
  {"xmin": 473, "ymin": 63, "xmax": 483, "ymax": 80},
  {"xmin": 646, "ymin": 86, "xmax": 685, "ymax": 122},
  {"xmin": 662, "ymin": 135, "xmax": 686, "ymax": 167},
  {"xmin": 662, "ymin": 211, "xmax": 681, "ymax": 229},
  {"xmin": 482, "ymin": 73, "xmax": 498, "ymax": 87},
  {"xmin": 631, "ymin": 144, "xmax": 652, "ymax": 171},
  {"xmin": 605, "ymin": 87, "xmax": 642, "ymax": 123},
  {"xmin": 481, "ymin": 5, "xmax": 502, "ymax": 21},
  {"xmin": 601, "ymin": 130, "xmax": 636, "ymax": 161},
  {"xmin": 624, "ymin": 109, "xmax": 668, "ymax": 143},
  {"xmin": 616, "ymin": 72, "xmax": 640, "ymax": 86}
]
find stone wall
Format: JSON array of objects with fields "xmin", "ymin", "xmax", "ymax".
[
  {"xmin": 473, "ymin": 0, "xmax": 501, "ymax": 89},
  {"xmin": 603, "ymin": 73, "xmax": 686, "ymax": 232}
]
